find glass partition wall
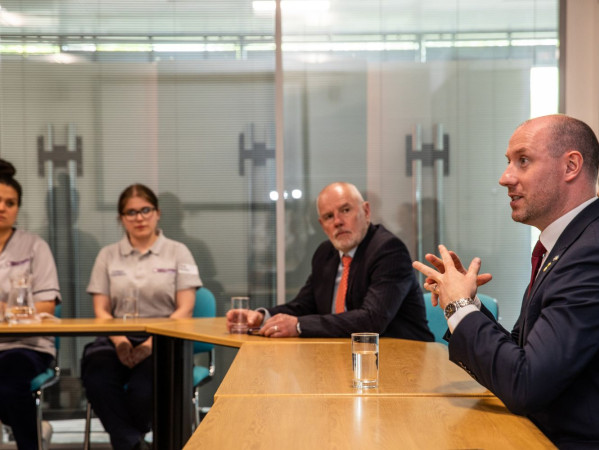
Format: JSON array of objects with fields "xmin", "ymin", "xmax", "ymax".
[
  {"xmin": 0, "ymin": 0, "xmax": 558, "ymax": 437},
  {"xmin": 281, "ymin": 0, "xmax": 559, "ymax": 326}
]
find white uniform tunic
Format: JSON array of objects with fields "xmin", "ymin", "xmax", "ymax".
[
  {"xmin": 87, "ymin": 230, "xmax": 202, "ymax": 318},
  {"xmin": 0, "ymin": 229, "xmax": 61, "ymax": 357}
]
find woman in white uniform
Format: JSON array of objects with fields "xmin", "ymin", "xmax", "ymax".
[
  {"xmin": 81, "ymin": 183, "xmax": 201, "ymax": 450},
  {"xmin": 0, "ymin": 159, "xmax": 61, "ymax": 450}
]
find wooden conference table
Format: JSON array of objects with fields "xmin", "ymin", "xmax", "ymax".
[
  {"xmin": 0, "ymin": 317, "xmax": 555, "ymax": 449},
  {"xmin": 214, "ymin": 339, "xmax": 491, "ymax": 398},
  {"xmin": 145, "ymin": 317, "xmax": 554, "ymax": 449},
  {"xmin": 188, "ymin": 396, "xmax": 552, "ymax": 449},
  {"xmin": 0, "ymin": 317, "xmax": 197, "ymax": 450},
  {"xmin": 0, "ymin": 316, "xmax": 342, "ymax": 449}
]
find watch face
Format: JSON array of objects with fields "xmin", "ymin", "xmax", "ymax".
[{"xmin": 444, "ymin": 303, "xmax": 457, "ymax": 319}]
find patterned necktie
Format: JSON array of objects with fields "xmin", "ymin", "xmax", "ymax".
[
  {"xmin": 335, "ymin": 255, "xmax": 352, "ymax": 314},
  {"xmin": 528, "ymin": 240, "xmax": 547, "ymax": 296}
]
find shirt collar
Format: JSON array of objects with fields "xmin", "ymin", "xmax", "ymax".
[
  {"xmin": 338, "ymin": 247, "xmax": 357, "ymax": 260},
  {"xmin": 119, "ymin": 229, "xmax": 165, "ymax": 256},
  {"xmin": 540, "ymin": 197, "xmax": 598, "ymax": 255}
]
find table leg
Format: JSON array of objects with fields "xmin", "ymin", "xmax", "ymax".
[{"xmin": 153, "ymin": 334, "xmax": 193, "ymax": 450}]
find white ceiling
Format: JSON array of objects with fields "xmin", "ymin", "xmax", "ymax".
[{"xmin": 0, "ymin": 0, "xmax": 558, "ymax": 37}]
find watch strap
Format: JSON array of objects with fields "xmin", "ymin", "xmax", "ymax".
[{"xmin": 444, "ymin": 298, "xmax": 475, "ymax": 320}]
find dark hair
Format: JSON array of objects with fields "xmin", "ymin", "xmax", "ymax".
[
  {"xmin": 0, "ymin": 159, "xmax": 23, "ymax": 206},
  {"xmin": 117, "ymin": 183, "xmax": 159, "ymax": 215},
  {"xmin": 546, "ymin": 116, "xmax": 599, "ymax": 181}
]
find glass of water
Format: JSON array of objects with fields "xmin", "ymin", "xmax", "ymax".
[
  {"xmin": 351, "ymin": 332, "xmax": 379, "ymax": 389},
  {"xmin": 229, "ymin": 296, "xmax": 250, "ymax": 334},
  {"xmin": 6, "ymin": 272, "xmax": 38, "ymax": 324},
  {"xmin": 122, "ymin": 287, "xmax": 139, "ymax": 320}
]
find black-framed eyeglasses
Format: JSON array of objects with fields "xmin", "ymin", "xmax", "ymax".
[{"xmin": 122, "ymin": 206, "xmax": 156, "ymax": 220}]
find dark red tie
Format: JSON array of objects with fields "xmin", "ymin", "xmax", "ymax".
[
  {"xmin": 335, "ymin": 255, "xmax": 352, "ymax": 313},
  {"xmin": 528, "ymin": 240, "xmax": 546, "ymax": 295}
]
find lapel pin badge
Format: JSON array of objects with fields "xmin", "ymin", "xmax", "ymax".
[{"xmin": 543, "ymin": 255, "xmax": 559, "ymax": 272}]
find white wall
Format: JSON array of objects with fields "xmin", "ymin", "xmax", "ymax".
[{"xmin": 564, "ymin": 0, "xmax": 599, "ymax": 134}]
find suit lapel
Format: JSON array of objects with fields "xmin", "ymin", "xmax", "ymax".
[
  {"xmin": 521, "ymin": 200, "xmax": 599, "ymax": 344},
  {"xmin": 529, "ymin": 200, "xmax": 599, "ymax": 299},
  {"xmin": 344, "ymin": 224, "xmax": 375, "ymax": 310}
]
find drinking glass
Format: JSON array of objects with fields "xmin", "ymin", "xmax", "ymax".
[
  {"xmin": 351, "ymin": 332, "xmax": 379, "ymax": 388},
  {"xmin": 229, "ymin": 296, "xmax": 250, "ymax": 334},
  {"xmin": 122, "ymin": 288, "xmax": 139, "ymax": 320},
  {"xmin": 6, "ymin": 272, "xmax": 38, "ymax": 324}
]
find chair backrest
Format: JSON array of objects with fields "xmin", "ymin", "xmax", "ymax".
[
  {"xmin": 30, "ymin": 303, "xmax": 63, "ymax": 391},
  {"xmin": 423, "ymin": 292, "xmax": 499, "ymax": 344},
  {"xmin": 193, "ymin": 288, "xmax": 216, "ymax": 354},
  {"xmin": 423, "ymin": 293, "xmax": 447, "ymax": 344},
  {"xmin": 478, "ymin": 293, "xmax": 499, "ymax": 320}
]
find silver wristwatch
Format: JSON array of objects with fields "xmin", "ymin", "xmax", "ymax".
[{"xmin": 444, "ymin": 298, "xmax": 475, "ymax": 320}]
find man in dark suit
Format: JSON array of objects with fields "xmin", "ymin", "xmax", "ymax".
[
  {"xmin": 413, "ymin": 114, "xmax": 599, "ymax": 448},
  {"xmin": 227, "ymin": 181, "xmax": 433, "ymax": 341}
]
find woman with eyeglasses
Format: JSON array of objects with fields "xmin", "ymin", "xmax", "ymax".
[
  {"xmin": 0, "ymin": 159, "xmax": 61, "ymax": 450},
  {"xmin": 81, "ymin": 183, "xmax": 201, "ymax": 450}
]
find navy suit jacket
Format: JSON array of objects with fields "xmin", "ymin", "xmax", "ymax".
[
  {"xmin": 268, "ymin": 224, "xmax": 434, "ymax": 341},
  {"xmin": 449, "ymin": 199, "xmax": 599, "ymax": 448}
]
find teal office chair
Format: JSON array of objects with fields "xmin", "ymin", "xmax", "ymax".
[
  {"xmin": 83, "ymin": 288, "xmax": 216, "ymax": 447},
  {"xmin": 31, "ymin": 303, "xmax": 61, "ymax": 450},
  {"xmin": 423, "ymin": 293, "xmax": 499, "ymax": 344},
  {"xmin": 478, "ymin": 293, "xmax": 499, "ymax": 320},
  {"xmin": 191, "ymin": 287, "xmax": 216, "ymax": 428}
]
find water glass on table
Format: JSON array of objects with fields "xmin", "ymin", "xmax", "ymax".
[
  {"xmin": 122, "ymin": 288, "xmax": 139, "ymax": 320},
  {"xmin": 6, "ymin": 272, "xmax": 38, "ymax": 324},
  {"xmin": 351, "ymin": 332, "xmax": 379, "ymax": 389},
  {"xmin": 229, "ymin": 296, "xmax": 250, "ymax": 334}
]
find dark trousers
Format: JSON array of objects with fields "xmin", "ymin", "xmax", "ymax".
[
  {"xmin": 0, "ymin": 348, "xmax": 53, "ymax": 450},
  {"xmin": 81, "ymin": 337, "xmax": 153, "ymax": 450}
]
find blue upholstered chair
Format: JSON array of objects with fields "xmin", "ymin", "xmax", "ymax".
[
  {"xmin": 478, "ymin": 293, "xmax": 499, "ymax": 320},
  {"xmin": 31, "ymin": 303, "xmax": 61, "ymax": 450},
  {"xmin": 191, "ymin": 287, "xmax": 216, "ymax": 428},
  {"xmin": 423, "ymin": 293, "xmax": 499, "ymax": 344}
]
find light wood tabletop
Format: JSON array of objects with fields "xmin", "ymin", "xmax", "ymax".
[
  {"xmin": 185, "ymin": 396, "xmax": 555, "ymax": 449},
  {"xmin": 0, "ymin": 315, "xmax": 550, "ymax": 448},
  {"xmin": 215, "ymin": 339, "xmax": 492, "ymax": 398},
  {"xmin": 0, "ymin": 316, "xmax": 174, "ymax": 335},
  {"xmin": 145, "ymin": 317, "xmax": 347, "ymax": 347},
  {"xmin": 0, "ymin": 316, "xmax": 198, "ymax": 450}
]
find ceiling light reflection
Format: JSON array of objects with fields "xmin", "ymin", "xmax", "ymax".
[
  {"xmin": 0, "ymin": 6, "xmax": 24, "ymax": 27},
  {"xmin": 253, "ymin": 1, "xmax": 330, "ymax": 14}
]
